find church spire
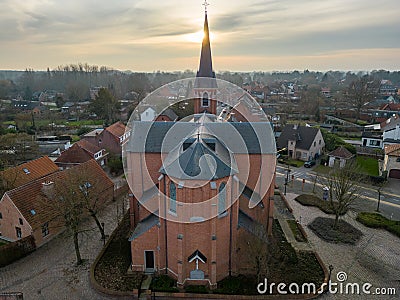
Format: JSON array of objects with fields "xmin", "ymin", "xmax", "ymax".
[{"xmin": 197, "ymin": 1, "xmax": 215, "ymax": 79}]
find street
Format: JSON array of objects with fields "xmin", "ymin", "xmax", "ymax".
[{"xmin": 275, "ymin": 164, "xmax": 400, "ymax": 220}]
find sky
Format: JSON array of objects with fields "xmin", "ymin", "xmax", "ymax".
[{"xmin": 1, "ymin": 0, "xmax": 400, "ymax": 72}]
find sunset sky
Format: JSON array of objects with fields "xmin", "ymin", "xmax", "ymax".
[{"xmin": 1, "ymin": 0, "xmax": 399, "ymax": 72}]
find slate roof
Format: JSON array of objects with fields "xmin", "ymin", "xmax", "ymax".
[
  {"xmin": 160, "ymin": 138, "xmax": 236, "ymax": 180},
  {"xmin": 125, "ymin": 121, "xmax": 276, "ymax": 154},
  {"xmin": 55, "ymin": 143, "xmax": 93, "ymax": 164},
  {"xmin": 1, "ymin": 156, "xmax": 59, "ymax": 188},
  {"xmin": 188, "ymin": 250, "xmax": 207, "ymax": 263},
  {"xmin": 277, "ymin": 125, "xmax": 319, "ymax": 151},
  {"xmin": 106, "ymin": 121, "xmax": 126, "ymax": 138},
  {"xmin": 329, "ymin": 146, "xmax": 354, "ymax": 159},
  {"xmin": 195, "ymin": 12, "xmax": 217, "ymax": 89},
  {"xmin": 5, "ymin": 160, "xmax": 113, "ymax": 230},
  {"xmin": 128, "ymin": 213, "xmax": 159, "ymax": 241},
  {"xmin": 159, "ymin": 108, "xmax": 178, "ymax": 121}
]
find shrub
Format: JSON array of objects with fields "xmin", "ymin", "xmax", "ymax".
[
  {"xmin": 185, "ymin": 285, "xmax": 208, "ymax": 293},
  {"xmin": 356, "ymin": 212, "xmax": 400, "ymax": 238},
  {"xmin": 295, "ymin": 194, "xmax": 347, "ymax": 215},
  {"xmin": 150, "ymin": 275, "xmax": 179, "ymax": 292}
]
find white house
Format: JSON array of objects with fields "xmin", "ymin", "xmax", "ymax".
[
  {"xmin": 382, "ymin": 117, "xmax": 400, "ymax": 147},
  {"xmin": 140, "ymin": 107, "xmax": 156, "ymax": 122},
  {"xmin": 328, "ymin": 146, "xmax": 354, "ymax": 168},
  {"xmin": 383, "ymin": 144, "xmax": 400, "ymax": 179}
]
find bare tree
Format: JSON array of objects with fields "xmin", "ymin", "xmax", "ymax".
[
  {"xmin": 320, "ymin": 162, "xmax": 361, "ymax": 229},
  {"xmin": 347, "ymin": 75, "xmax": 379, "ymax": 122}
]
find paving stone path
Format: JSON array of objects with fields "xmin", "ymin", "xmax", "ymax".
[
  {"xmin": 284, "ymin": 193, "xmax": 400, "ymax": 300},
  {"xmin": 0, "ymin": 197, "xmax": 127, "ymax": 300}
]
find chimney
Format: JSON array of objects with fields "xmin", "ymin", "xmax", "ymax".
[{"xmin": 42, "ymin": 181, "xmax": 54, "ymax": 198}]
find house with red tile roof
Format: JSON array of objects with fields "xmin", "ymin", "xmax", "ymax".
[
  {"xmin": 328, "ymin": 146, "xmax": 355, "ymax": 168},
  {"xmin": 0, "ymin": 160, "xmax": 114, "ymax": 246},
  {"xmin": 0, "ymin": 156, "xmax": 59, "ymax": 192},
  {"xmin": 384, "ymin": 144, "xmax": 400, "ymax": 179},
  {"xmin": 81, "ymin": 121, "xmax": 129, "ymax": 156},
  {"xmin": 55, "ymin": 139, "xmax": 108, "ymax": 170}
]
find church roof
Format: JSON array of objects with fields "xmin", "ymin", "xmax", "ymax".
[
  {"xmin": 126, "ymin": 121, "xmax": 276, "ymax": 155},
  {"xmin": 159, "ymin": 137, "xmax": 236, "ymax": 180},
  {"xmin": 128, "ymin": 213, "xmax": 159, "ymax": 241},
  {"xmin": 195, "ymin": 11, "xmax": 217, "ymax": 89}
]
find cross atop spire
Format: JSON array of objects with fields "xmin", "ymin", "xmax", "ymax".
[{"xmin": 202, "ymin": 0, "xmax": 210, "ymax": 13}]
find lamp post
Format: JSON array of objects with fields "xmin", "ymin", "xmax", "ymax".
[
  {"xmin": 328, "ymin": 264, "xmax": 334, "ymax": 283},
  {"xmin": 376, "ymin": 187, "xmax": 382, "ymax": 212},
  {"xmin": 101, "ymin": 222, "xmax": 105, "ymax": 245},
  {"xmin": 284, "ymin": 165, "xmax": 291, "ymax": 196}
]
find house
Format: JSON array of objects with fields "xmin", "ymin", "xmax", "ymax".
[
  {"xmin": 54, "ymin": 139, "xmax": 108, "ymax": 170},
  {"xmin": 155, "ymin": 108, "xmax": 178, "ymax": 122},
  {"xmin": 382, "ymin": 116, "xmax": 400, "ymax": 146},
  {"xmin": 328, "ymin": 146, "xmax": 354, "ymax": 168},
  {"xmin": 81, "ymin": 121, "xmax": 129, "ymax": 156},
  {"xmin": 383, "ymin": 144, "xmax": 400, "ymax": 179},
  {"xmin": 277, "ymin": 124, "xmax": 325, "ymax": 161},
  {"xmin": 0, "ymin": 156, "xmax": 59, "ymax": 191},
  {"xmin": 125, "ymin": 8, "xmax": 276, "ymax": 289},
  {"xmin": 140, "ymin": 107, "xmax": 157, "ymax": 121},
  {"xmin": 0, "ymin": 160, "xmax": 114, "ymax": 246},
  {"xmin": 361, "ymin": 131, "xmax": 383, "ymax": 149}
]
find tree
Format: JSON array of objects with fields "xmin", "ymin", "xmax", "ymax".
[
  {"xmin": 320, "ymin": 162, "xmax": 361, "ymax": 229},
  {"xmin": 39, "ymin": 166, "xmax": 111, "ymax": 264},
  {"xmin": 347, "ymin": 75, "xmax": 379, "ymax": 122},
  {"xmin": 90, "ymin": 88, "xmax": 120, "ymax": 124}
]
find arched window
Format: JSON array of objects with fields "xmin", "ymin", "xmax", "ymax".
[
  {"xmin": 218, "ymin": 182, "xmax": 226, "ymax": 216},
  {"xmin": 202, "ymin": 92, "xmax": 209, "ymax": 107},
  {"xmin": 170, "ymin": 181, "xmax": 177, "ymax": 214}
]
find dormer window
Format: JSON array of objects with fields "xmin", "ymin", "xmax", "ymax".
[
  {"xmin": 202, "ymin": 92, "xmax": 209, "ymax": 107},
  {"xmin": 23, "ymin": 168, "xmax": 30, "ymax": 174}
]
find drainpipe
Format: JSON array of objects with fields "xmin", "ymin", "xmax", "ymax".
[{"xmin": 164, "ymin": 175, "xmax": 168, "ymax": 274}]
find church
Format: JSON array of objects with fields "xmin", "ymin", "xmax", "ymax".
[{"xmin": 124, "ymin": 3, "xmax": 277, "ymax": 289}]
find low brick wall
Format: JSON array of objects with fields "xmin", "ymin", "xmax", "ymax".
[
  {"xmin": 0, "ymin": 293, "xmax": 23, "ymax": 300},
  {"xmin": 0, "ymin": 236, "xmax": 36, "ymax": 267},
  {"xmin": 89, "ymin": 211, "xmax": 138, "ymax": 299}
]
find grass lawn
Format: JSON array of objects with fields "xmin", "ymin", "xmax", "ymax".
[
  {"xmin": 287, "ymin": 220, "xmax": 307, "ymax": 242},
  {"xmin": 356, "ymin": 156, "xmax": 379, "ymax": 176},
  {"xmin": 314, "ymin": 165, "xmax": 330, "ymax": 174}
]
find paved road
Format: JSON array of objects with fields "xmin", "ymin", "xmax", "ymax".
[
  {"xmin": 0, "ymin": 196, "xmax": 128, "ymax": 300},
  {"xmin": 276, "ymin": 164, "xmax": 400, "ymax": 220}
]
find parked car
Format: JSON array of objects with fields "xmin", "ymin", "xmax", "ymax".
[{"xmin": 304, "ymin": 160, "xmax": 316, "ymax": 168}]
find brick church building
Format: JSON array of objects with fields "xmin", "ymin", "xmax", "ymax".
[{"xmin": 125, "ymin": 5, "xmax": 276, "ymax": 289}]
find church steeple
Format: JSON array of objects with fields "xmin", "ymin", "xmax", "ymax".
[
  {"xmin": 194, "ymin": 1, "xmax": 217, "ymax": 115},
  {"xmin": 197, "ymin": 7, "xmax": 215, "ymax": 79}
]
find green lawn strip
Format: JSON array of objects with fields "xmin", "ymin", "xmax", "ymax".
[
  {"xmin": 356, "ymin": 156, "xmax": 379, "ymax": 176},
  {"xmin": 295, "ymin": 194, "xmax": 347, "ymax": 215},
  {"xmin": 356, "ymin": 212, "xmax": 400, "ymax": 238},
  {"xmin": 287, "ymin": 219, "xmax": 308, "ymax": 242},
  {"xmin": 313, "ymin": 165, "xmax": 330, "ymax": 174}
]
